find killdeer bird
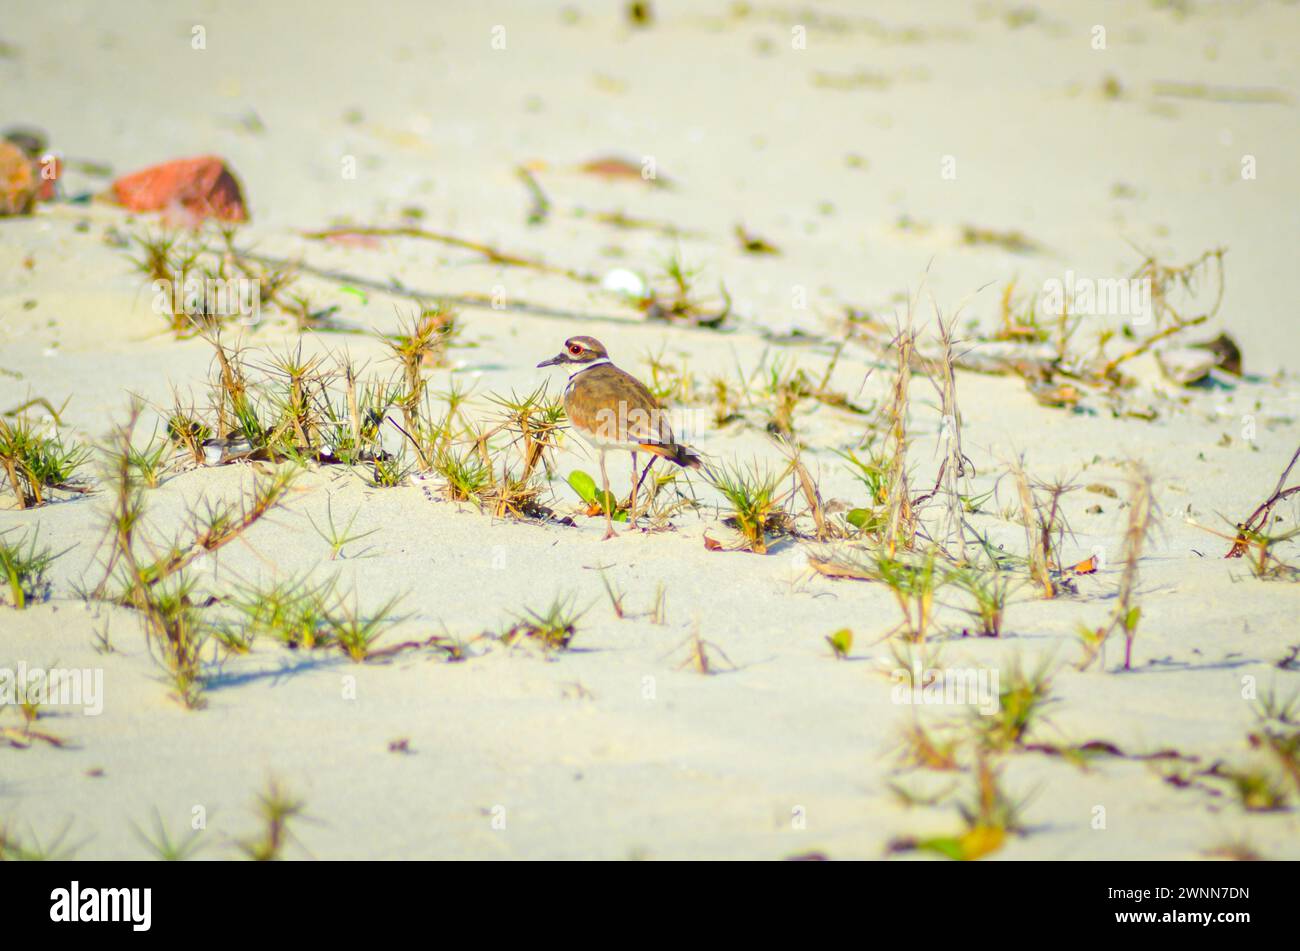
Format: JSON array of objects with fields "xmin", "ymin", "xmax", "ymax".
[{"xmin": 538, "ymin": 335, "xmax": 702, "ymax": 539}]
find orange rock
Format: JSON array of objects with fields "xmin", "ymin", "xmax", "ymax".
[
  {"xmin": 111, "ymin": 155, "xmax": 248, "ymax": 223},
  {"xmin": 0, "ymin": 141, "xmax": 37, "ymax": 216},
  {"xmin": 1067, "ymin": 555, "xmax": 1099, "ymax": 575}
]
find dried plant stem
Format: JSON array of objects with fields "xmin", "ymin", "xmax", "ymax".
[
  {"xmin": 1110, "ymin": 465, "xmax": 1158, "ymax": 671},
  {"xmin": 143, "ymin": 467, "xmax": 297, "ymax": 586},
  {"xmin": 1100, "ymin": 248, "xmax": 1226, "ymax": 379},
  {"xmin": 1011, "ymin": 459, "xmax": 1054, "ymax": 598},
  {"xmin": 301, "ymin": 225, "xmax": 597, "ymax": 286},
  {"xmin": 884, "ymin": 324, "xmax": 916, "ymax": 554},
  {"xmin": 926, "ymin": 313, "xmax": 970, "ymax": 561},
  {"xmin": 1227, "ymin": 444, "xmax": 1300, "ymax": 558},
  {"xmin": 780, "ymin": 439, "xmax": 827, "ymax": 541}
]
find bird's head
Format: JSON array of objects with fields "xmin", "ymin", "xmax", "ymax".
[{"xmin": 537, "ymin": 335, "xmax": 609, "ymax": 368}]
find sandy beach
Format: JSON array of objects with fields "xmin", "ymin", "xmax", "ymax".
[{"xmin": 2, "ymin": 0, "xmax": 1299, "ymax": 860}]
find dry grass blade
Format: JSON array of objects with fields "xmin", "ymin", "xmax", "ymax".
[
  {"xmin": 1083, "ymin": 464, "xmax": 1159, "ymax": 671},
  {"xmin": 778, "ymin": 438, "xmax": 828, "ymax": 541},
  {"xmin": 670, "ymin": 629, "xmax": 737, "ymax": 674},
  {"xmin": 919, "ymin": 311, "xmax": 974, "ymax": 560},
  {"xmin": 1010, "ymin": 458, "xmax": 1055, "ymax": 598},
  {"xmin": 1225, "ymin": 444, "xmax": 1300, "ymax": 559},
  {"xmin": 883, "ymin": 320, "xmax": 916, "ymax": 554}
]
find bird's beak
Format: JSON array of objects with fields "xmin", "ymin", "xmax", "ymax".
[{"xmin": 537, "ymin": 353, "xmax": 564, "ymax": 368}]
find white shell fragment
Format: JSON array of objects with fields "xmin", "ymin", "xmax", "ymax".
[{"xmin": 600, "ymin": 268, "xmax": 648, "ymax": 300}]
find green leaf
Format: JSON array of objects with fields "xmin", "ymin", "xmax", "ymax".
[
  {"xmin": 826, "ymin": 628, "xmax": 853, "ymax": 658},
  {"xmin": 568, "ymin": 471, "xmax": 628, "ymax": 520},
  {"xmin": 914, "ymin": 836, "xmax": 966, "ymax": 861},
  {"xmin": 596, "ymin": 489, "xmax": 628, "ymax": 521},
  {"xmin": 847, "ymin": 508, "xmax": 884, "ymax": 531},
  {"xmin": 567, "ymin": 470, "xmax": 598, "ymax": 504}
]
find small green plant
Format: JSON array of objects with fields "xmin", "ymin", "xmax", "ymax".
[
  {"xmin": 754, "ymin": 357, "xmax": 813, "ymax": 438},
  {"xmin": 840, "ymin": 443, "xmax": 891, "ymax": 507},
  {"xmin": 1247, "ymin": 687, "xmax": 1300, "ymax": 797},
  {"xmin": 95, "ymin": 406, "xmax": 296, "ymax": 707},
  {"xmin": 641, "ymin": 249, "xmax": 729, "ymax": 328},
  {"xmin": 0, "ymin": 416, "xmax": 90, "ymax": 508},
  {"xmin": 307, "ymin": 497, "xmax": 378, "ymax": 560},
  {"xmin": 224, "ymin": 574, "xmax": 340, "ymax": 650},
  {"xmin": 644, "ymin": 349, "xmax": 698, "ymax": 404},
  {"xmin": 368, "ymin": 454, "xmax": 411, "ymax": 488},
  {"xmin": 709, "ymin": 376, "xmax": 742, "ymax": 427},
  {"xmin": 17, "ymin": 678, "xmax": 42, "ymax": 725},
  {"xmin": 327, "ymin": 593, "xmax": 404, "ymax": 662},
  {"xmin": 131, "ymin": 229, "xmax": 202, "ymax": 335},
  {"xmin": 0, "ymin": 528, "xmax": 61, "ymax": 608},
  {"xmin": 1252, "ymin": 685, "xmax": 1300, "ymax": 726},
  {"xmin": 888, "ymin": 755, "xmax": 1026, "ymax": 861},
  {"xmin": 712, "ymin": 462, "xmax": 784, "ymax": 554},
  {"xmin": 140, "ymin": 573, "xmax": 214, "ymax": 709},
  {"xmin": 132, "ymin": 808, "xmax": 205, "ymax": 860},
  {"xmin": 126, "ymin": 430, "xmax": 173, "ymax": 488},
  {"xmin": 650, "ymin": 583, "xmax": 667, "ymax": 625},
  {"xmin": 236, "ymin": 779, "xmax": 307, "ymax": 861},
  {"xmin": 1225, "ymin": 767, "xmax": 1291, "ymax": 812},
  {"xmin": 598, "ymin": 569, "xmax": 626, "ymax": 619},
  {"xmin": 433, "ymin": 444, "xmax": 491, "ymax": 501},
  {"xmin": 132, "ymin": 227, "xmax": 298, "ymax": 337},
  {"xmin": 0, "ymin": 818, "xmax": 79, "ymax": 860},
  {"xmin": 166, "ymin": 408, "xmax": 212, "ymax": 466},
  {"xmin": 1242, "ymin": 524, "xmax": 1300, "ymax": 581},
  {"xmin": 262, "ymin": 344, "xmax": 326, "ymax": 456},
  {"xmin": 503, "ymin": 596, "xmax": 584, "ymax": 651},
  {"xmin": 488, "ymin": 385, "xmax": 565, "ymax": 479},
  {"xmin": 893, "ymin": 717, "xmax": 961, "ymax": 772},
  {"xmin": 870, "ymin": 549, "xmax": 941, "ymax": 643},
  {"xmin": 978, "ymin": 656, "xmax": 1055, "ymax": 751},
  {"xmin": 946, "ymin": 566, "xmax": 1014, "ymax": 637},
  {"xmin": 384, "ymin": 306, "xmax": 458, "ymax": 463},
  {"xmin": 322, "ymin": 371, "xmax": 399, "ymax": 466}
]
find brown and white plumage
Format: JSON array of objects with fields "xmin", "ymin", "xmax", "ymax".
[{"xmin": 538, "ymin": 335, "xmax": 701, "ymax": 538}]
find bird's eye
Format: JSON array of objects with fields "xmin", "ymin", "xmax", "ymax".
[{"xmin": 569, "ymin": 345, "xmax": 582, "ymax": 355}]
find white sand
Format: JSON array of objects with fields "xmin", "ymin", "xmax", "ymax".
[{"xmin": 1, "ymin": 0, "xmax": 1298, "ymax": 859}]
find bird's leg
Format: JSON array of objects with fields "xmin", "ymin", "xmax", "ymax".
[
  {"xmin": 633, "ymin": 455, "xmax": 657, "ymax": 498},
  {"xmin": 598, "ymin": 449, "xmax": 616, "ymax": 540},
  {"xmin": 628, "ymin": 450, "xmax": 639, "ymax": 530},
  {"xmin": 628, "ymin": 455, "xmax": 657, "ymax": 532}
]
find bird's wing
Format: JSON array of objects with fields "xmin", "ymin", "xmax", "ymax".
[{"xmin": 568, "ymin": 364, "xmax": 674, "ymax": 445}]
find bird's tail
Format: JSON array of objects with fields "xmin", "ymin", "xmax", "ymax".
[{"xmin": 638, "ymin": 442, "xmax": 704, "ymax": 470}]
